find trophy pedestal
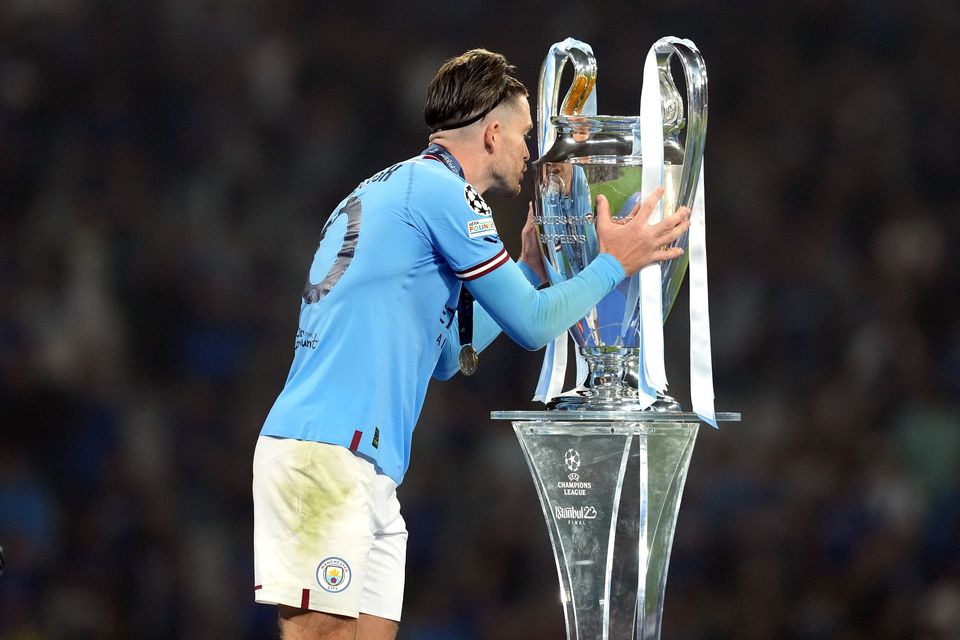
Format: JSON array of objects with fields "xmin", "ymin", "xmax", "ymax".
[{"xmin": 492, "ymin": 411, "xmax": 739, "ymax": 640}]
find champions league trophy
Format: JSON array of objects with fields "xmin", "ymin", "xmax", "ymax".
[{"xmin": 492, "ymin": 37, "xmax": 739, "ymax": 639}]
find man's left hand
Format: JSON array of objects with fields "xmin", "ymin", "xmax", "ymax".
[{"xmin": 518, "ymin": 202, "xmax": 548, "ymax": 285}]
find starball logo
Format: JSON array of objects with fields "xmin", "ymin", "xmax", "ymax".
[{"xmin": 557, "ymin": 450, "xmax": 591, "ymax": 495}]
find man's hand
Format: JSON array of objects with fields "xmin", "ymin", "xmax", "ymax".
[
  {"xmin": 596, "ymin": 188, "xmax": 691, "ymax": 276},
  {"xmin": 518, "ymin": 202, "xmax": 548, "ymax": 285}
]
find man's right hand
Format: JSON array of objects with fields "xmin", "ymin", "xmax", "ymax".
[{"xmin": 596, "ymin": 188, "xmax": 691, "ymax": 276}]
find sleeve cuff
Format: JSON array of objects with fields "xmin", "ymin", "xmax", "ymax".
[{"xmin": 593, "ymin": 252, "xmax": 627, "ymax": 283}]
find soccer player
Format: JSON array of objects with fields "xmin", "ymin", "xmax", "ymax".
[{"xmin": 253, "ymin": 48, "xmax": 691, "ymax": 640}]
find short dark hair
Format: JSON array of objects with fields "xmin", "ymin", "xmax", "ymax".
[{"xmin": 424, "ymin": 49, "xmax": 528, "ymax": 132}]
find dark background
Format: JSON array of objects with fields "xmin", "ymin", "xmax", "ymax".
[{"xmin": 2, "ymin": 1, "xmax": 959, "ymax": 638}]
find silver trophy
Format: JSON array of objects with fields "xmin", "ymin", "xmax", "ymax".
[
  {"xmin": 493, "ymin": 37, "xmax": 738, "ymax": 640},
  {"xmin": 533, "ymin": 37, "xmax": 707, "ymax": 411}
]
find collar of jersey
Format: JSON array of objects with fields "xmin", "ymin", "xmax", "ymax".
[{"xmin": 421, "ymin": 144, "xmax": 465, "ymax": 179}]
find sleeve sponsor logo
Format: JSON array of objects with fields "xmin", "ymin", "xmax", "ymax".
[
  {"xmin": 464, "ymin": 184, "xmax": 492, "ymax": 216},
  {"xmin": 467, "ymin": 218, "xmax": 497, "ymax": 238}
]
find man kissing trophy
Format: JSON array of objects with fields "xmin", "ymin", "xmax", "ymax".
[{"xmin": 492, "ymin": 37, "xmax": 739, "ymax": 640}]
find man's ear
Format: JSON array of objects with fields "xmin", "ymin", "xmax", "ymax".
[{"xmin": 483, "ymin": 119, "xmax": 500, "ymax": 153}]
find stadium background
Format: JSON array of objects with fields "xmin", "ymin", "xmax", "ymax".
[{"xmin": 2, "ymin": 1, "xmax": 959, "ymax": 638}]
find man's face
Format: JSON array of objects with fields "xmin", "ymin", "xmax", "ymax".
[{"xmin": 489, "ymin": 95, "xmax": 533, "ymax": 197}]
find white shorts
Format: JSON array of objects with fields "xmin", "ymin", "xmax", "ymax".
[{"xmin": 253, "ymin": 436, "xmax": 407, "ymax": 621}]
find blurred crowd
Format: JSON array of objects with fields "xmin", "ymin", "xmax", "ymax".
[{"xmin": 1, "ymin": 1, "xmax": 959, "ymax": 638}]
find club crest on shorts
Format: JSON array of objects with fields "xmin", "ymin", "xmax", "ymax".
[
  {"xmin": 316, "ymin": 557, "xmax": 352, "ymax": 593},
  {"xmin": 464, "ymin": 184, "xmax": 492, "ymax": 216}
]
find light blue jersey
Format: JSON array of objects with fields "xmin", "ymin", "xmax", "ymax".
[{"xmin": 262, "ymin": 145, "xmax": 625, "ymax": 484}]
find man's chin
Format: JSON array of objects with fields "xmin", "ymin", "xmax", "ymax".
[{"xmin": 488, "ymin": 183, "xmax": 523, "ymax": 198}]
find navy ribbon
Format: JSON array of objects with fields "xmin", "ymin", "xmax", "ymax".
[
  {"xmin": 421, "ymin": 144, "xmax": 476, "ymax": 360},
  {"xmin": 421, "ymin": 144, "xmax": 465, "ymax": 179}
]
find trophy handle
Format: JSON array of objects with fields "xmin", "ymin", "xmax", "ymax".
[
  {"xmin": 652, "ymin": 37, "xmax": 707, "ymax": 209},
  {"xmin": 650, "ymin": 37, "xmax": 708, "ymax": 320},
  {"xmin": 537, "ymin": 38, "xmax": 598, "ymax": 157}
]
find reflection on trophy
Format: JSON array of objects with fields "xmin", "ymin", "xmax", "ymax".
[{"xmin": 493, "ymin": 37, "xmax": 739, "ymax": 640}]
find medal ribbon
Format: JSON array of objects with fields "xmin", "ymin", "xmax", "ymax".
[
  {"xmin": 422, "ymin": 144, "xmax": 478, "ymax": 374},
  {"xmin": 421, "ymin": 143, "xmax": 465, "ymax": 179},
  {"xmin": 458, "ymin": 286, "xmax": 474, "ymax": 353}
]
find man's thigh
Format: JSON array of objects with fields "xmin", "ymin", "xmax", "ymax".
[
  {"xmin": 278, "ymin": 606, "xmax": 398, "ymax": 640},
  {"xmin": 358, "ymin": 612, "xmax": 399, "ymax": 639}
]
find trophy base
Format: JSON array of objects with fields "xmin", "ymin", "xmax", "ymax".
[
  {"xmin": 547, "ymin": 347, "xmax": 683, "ymax": 412},
  {"xmin": 548, "ymin": 390, "xmax": 682, "ymax": 412}
]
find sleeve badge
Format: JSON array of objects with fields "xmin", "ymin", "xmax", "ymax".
[{"xmin": 464, "ymin": 184, "xmax": 492, "ymax": 216}]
